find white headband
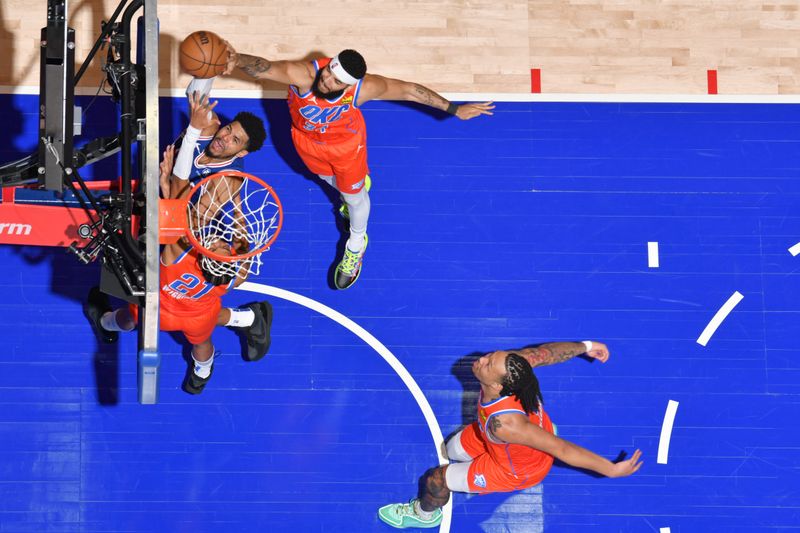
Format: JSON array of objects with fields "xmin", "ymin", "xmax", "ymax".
[{"xmin": 329, "ymin": 55, "xmax": 361, "ymax": 85}]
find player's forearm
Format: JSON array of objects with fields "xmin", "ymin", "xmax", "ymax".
[
  {"xmin": 557, "ymin": 440, "xmax": 615, "ymax": 477},
  {"xmin": 237, "ymin": 53, "xmax": 273, "ymax": 79},
  {"xmin": 517, "ymin": 342, "xmax": 587, "ymax": 368},
  {"xmin": 406, "ymin": 83, "xmax": 451, "ymax": 111}
]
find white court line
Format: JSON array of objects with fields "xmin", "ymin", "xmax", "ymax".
[
  {"xmin": 660, "ymin": 528, "xmax": 671, "ymax": 533},
  {"xmin": 696, "ymin": 291, "xmax": 744, "ymax": 347},
  {"xmin": 789, "ymin": 242, "xmax": 800, "ymax": 257},
  {"xmin": 657, "ymin": 400, "xmax": 680, "ymax": 465},
  {"xmin": 647, "ymin": 242, "xmax": 660, "ymax": 268},
  {"xmin": 5, "ymin": 85, "xmax": 800, "ymax": 103},
  {"xmin": 236, "ymin": 282, "xmax": 453, "ymax": 532}
]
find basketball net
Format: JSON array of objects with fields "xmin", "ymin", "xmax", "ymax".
[{"xmin": 161, "ymin": 170, "xmax": 283, "ymax": 280}]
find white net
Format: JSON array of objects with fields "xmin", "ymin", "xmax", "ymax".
[{"xmin": 186, "ymin": 173, "xmax": 282, "ymax": 280}]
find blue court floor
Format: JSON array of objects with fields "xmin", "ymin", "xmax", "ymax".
[{"xmin": 0, "ymin": 94, "xmax": 798, "ymax": 532}]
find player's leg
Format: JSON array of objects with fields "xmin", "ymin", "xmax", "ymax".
[
  {"xmin": 446, "ymin": 422, "xmax": 485, "ymax": 462},
  {"xmin": 332, "ymin": 139, "xmax": 371, "ymax": 290},
  {"xmin": 378, "ymin": 464, "xmax": 449, "ymax": 529},
  {"xmin": 217, "ymin": 301, "xmax": 273, "ymax": 361},
  {"xmin": 171, "ymin": 310, "xmax": 219, "ymax": 395},
  {"xmin": 378, "ymin": 423, "xmax": 503, "ymax": 529},
  {"xmin": 317, "ymin": 174, "xmax": 336, "ymax": 189},
  {"xmin": 84, "ymin": 287, "xmax": 135, "ymax": 343},
  {"xmin": 183, "ymin": 336, "xmax": 215, "ymax": 395}
]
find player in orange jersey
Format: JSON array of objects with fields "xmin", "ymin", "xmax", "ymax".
[
  {"xmin": 84, "ymin": 95, "xmax": 273, "ymax": 395},
  {"xmin": 223, "ymin": 44, "xmax": 494, "ymax": 290},
  {"xmin": 378, "ymin": 341, "xmax": 643, "ymax": 529}
]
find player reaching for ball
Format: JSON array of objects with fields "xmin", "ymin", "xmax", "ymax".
[
  {"xmin": 163, "ymin": 31, "xmax": 268, "ymax": 201},
  {"xmin": 222, "ymin": 43, "xmax": 495, "ymax": 290}
]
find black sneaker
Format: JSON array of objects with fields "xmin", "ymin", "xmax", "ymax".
[
  {"xmin": 182, "ymin": 361, "xmax": 213, "ymax": 395},
  {"xmin": 240, "ymin": 301, "xmax": 273, "ymax": 361},
  {"xmin": 83, "ymin": 287, "xmax": 118, "ymax": 344},
  {"xmin": 334, "ymin": 234, "xmax": 368, "ymax": 290}
]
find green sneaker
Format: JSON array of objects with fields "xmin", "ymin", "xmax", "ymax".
[
  {"xmin": 378, "ymin": 500, "xmax": 442, "ymax": 529},
  {"xmin": 339, "ymin": 174, "xmax": 372, "ymax": 219},
  {"xmin": 334, "ymin": 234, "xmax": 368, "ymax": 290}
]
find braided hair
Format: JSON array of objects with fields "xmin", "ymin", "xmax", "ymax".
[{"xmin": 499, "ymin": 353, "xmax": 544, "ymax": 415}]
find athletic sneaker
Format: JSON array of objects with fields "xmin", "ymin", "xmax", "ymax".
[
  {"xmin": 238, "ymin": 301, "xmax": 273, "ymax": 361},
  {"xmin": 182, "ymin": 361, "xmax": 213, "ymax": 395},
  {"xmin": 339, "ymin": 174, "xmax": 372, "ymax": 219},
  {"xmin": 378, "ymin": 500, "xmax": 442, "ymax": 529},
  {"xmin": 83, "ymin": 286, "xmax": 118, "ymax": 344},
  {"xmin": 334, "ymin": 234, "xmax": 368, "ymax": 290}
]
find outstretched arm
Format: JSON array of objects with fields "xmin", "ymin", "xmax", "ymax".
[
  {"xmin": 224, "ymin": 41, "xmax": 312, "ymax": 87},
  {"xmin": 493, "ymin": 413, "xmax": 642, "ymax": 478},
  {"xmin": 357, "ymin": 74, "xmax": 494, "ymax": 120},
  {"xmin": 517, "ymin": 341, "xmax": 610, "ymax": 368}
]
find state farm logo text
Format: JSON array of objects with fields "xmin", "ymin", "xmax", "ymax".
[{"xmin": 0, "ymin": 222, "xmax": 32, "ymax": 235}]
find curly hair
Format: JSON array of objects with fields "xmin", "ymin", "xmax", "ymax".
[
  {"xmin": 233, "ymin": 111, "xmax": 266, "ymax": 153},
  {"xmin": 499, "ymin": 353, "xmax": 544, "ymax": 415}
]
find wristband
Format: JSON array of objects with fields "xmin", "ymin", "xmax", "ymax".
[
  {"xmin": 446, "ymin": 102, "xmax": 458, "ymax": 115},
  {"xmin": 581, "ymin": 340, "xmax": 593, "ymax": 353},
  {"xmin": 173, "ymin": 125, "xmax": 201, "ymax": 181}
]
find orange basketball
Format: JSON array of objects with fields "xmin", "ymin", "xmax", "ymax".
[{"xmin": 179, "ymin": 31, "xmax": 228, "ymax": 79}]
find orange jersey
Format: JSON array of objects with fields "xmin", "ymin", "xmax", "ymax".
[
  {"xmin": 476, "ymin": 391, "xmax": 555, "ymax": 482},
  {"xmin": 160, "ymin": 246, "xmax": 231, "ymax": 318},
  {"xmin": 288, "ymin": 58, "xmax": 366, "ymax": 144}
]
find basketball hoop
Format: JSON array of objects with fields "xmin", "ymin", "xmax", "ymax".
[{"xmin": 159, "ymin": 170, "xmax": 283, "ymax": 279}]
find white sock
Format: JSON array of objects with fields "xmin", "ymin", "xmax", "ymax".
[
  {"xmin": 224, "ymin": 307, "xmax": 256, "ymax": 328},
  {"xmin": 192, "ymin": 352, "xmax": 214, "ymax": 379},
  {"xmin": 100, "ymin": 309, "xmax": 134, "ymax": 332},
  {"xmin": 341, "ymin": 187, "xmax": 370, "ymax": 253},
  {"xmin": 414, "ymin": 500, "xmax": 435, "ymax": 519}
]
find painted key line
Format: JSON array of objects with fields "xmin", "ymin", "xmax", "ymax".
[
  {"xmin": 697, "ymin": 291, "xmax": 744, "ymax": 347},
  {"xmin": 657, "ymin": 400, "xmax": 680, "ymax": 465},
  {"xmin": 648, "ymin": 241, "xmax": 660, "ymax": 268}
]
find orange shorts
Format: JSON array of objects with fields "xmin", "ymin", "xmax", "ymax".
[
  {"xmin": 291, "ymin": 128, "xmax": 369, "ymax": 193},
  {"xmin": 454, "ymin": 422, "xmax": 552, "ymax": 493},
  {"xmin": 128, "ymin": 300, "xmax": 220, "ymax": 345}
]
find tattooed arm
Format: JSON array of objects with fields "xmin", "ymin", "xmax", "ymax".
[
  {"xmin": 223, "ymin": 41, "xmax": 311, "ymax": 87},
  {"xmin": 517, "ymin": 341, "xmax": 610, "ymax": 368},
  {"xmin": 357, "ymin": 74, "xmax": 494, "ymax": 120}
]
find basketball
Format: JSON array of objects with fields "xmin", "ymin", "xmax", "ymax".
[{"xmin": 179, "ymin": 31, "xmax": 228, "ymax": 79}]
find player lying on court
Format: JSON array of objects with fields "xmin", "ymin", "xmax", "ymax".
[
  {"xmin": 379, "ymin": 341, "xmax": 643, "ymax": 528},
  {"xmin": 223, "ymin": 42, "xmax": 494, "ymax": 290},
  {"xmin": 85, "ymin": 94, "xmax": 273, "ymax": 395}
]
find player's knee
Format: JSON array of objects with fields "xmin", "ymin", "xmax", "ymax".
[
  {"xmin": 446, "ymin": 433, "xmax": 471, "ymax": 462},
  {"xmin": 341, "ymin": 187, "xmax": 369, "ymax": 207}
]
